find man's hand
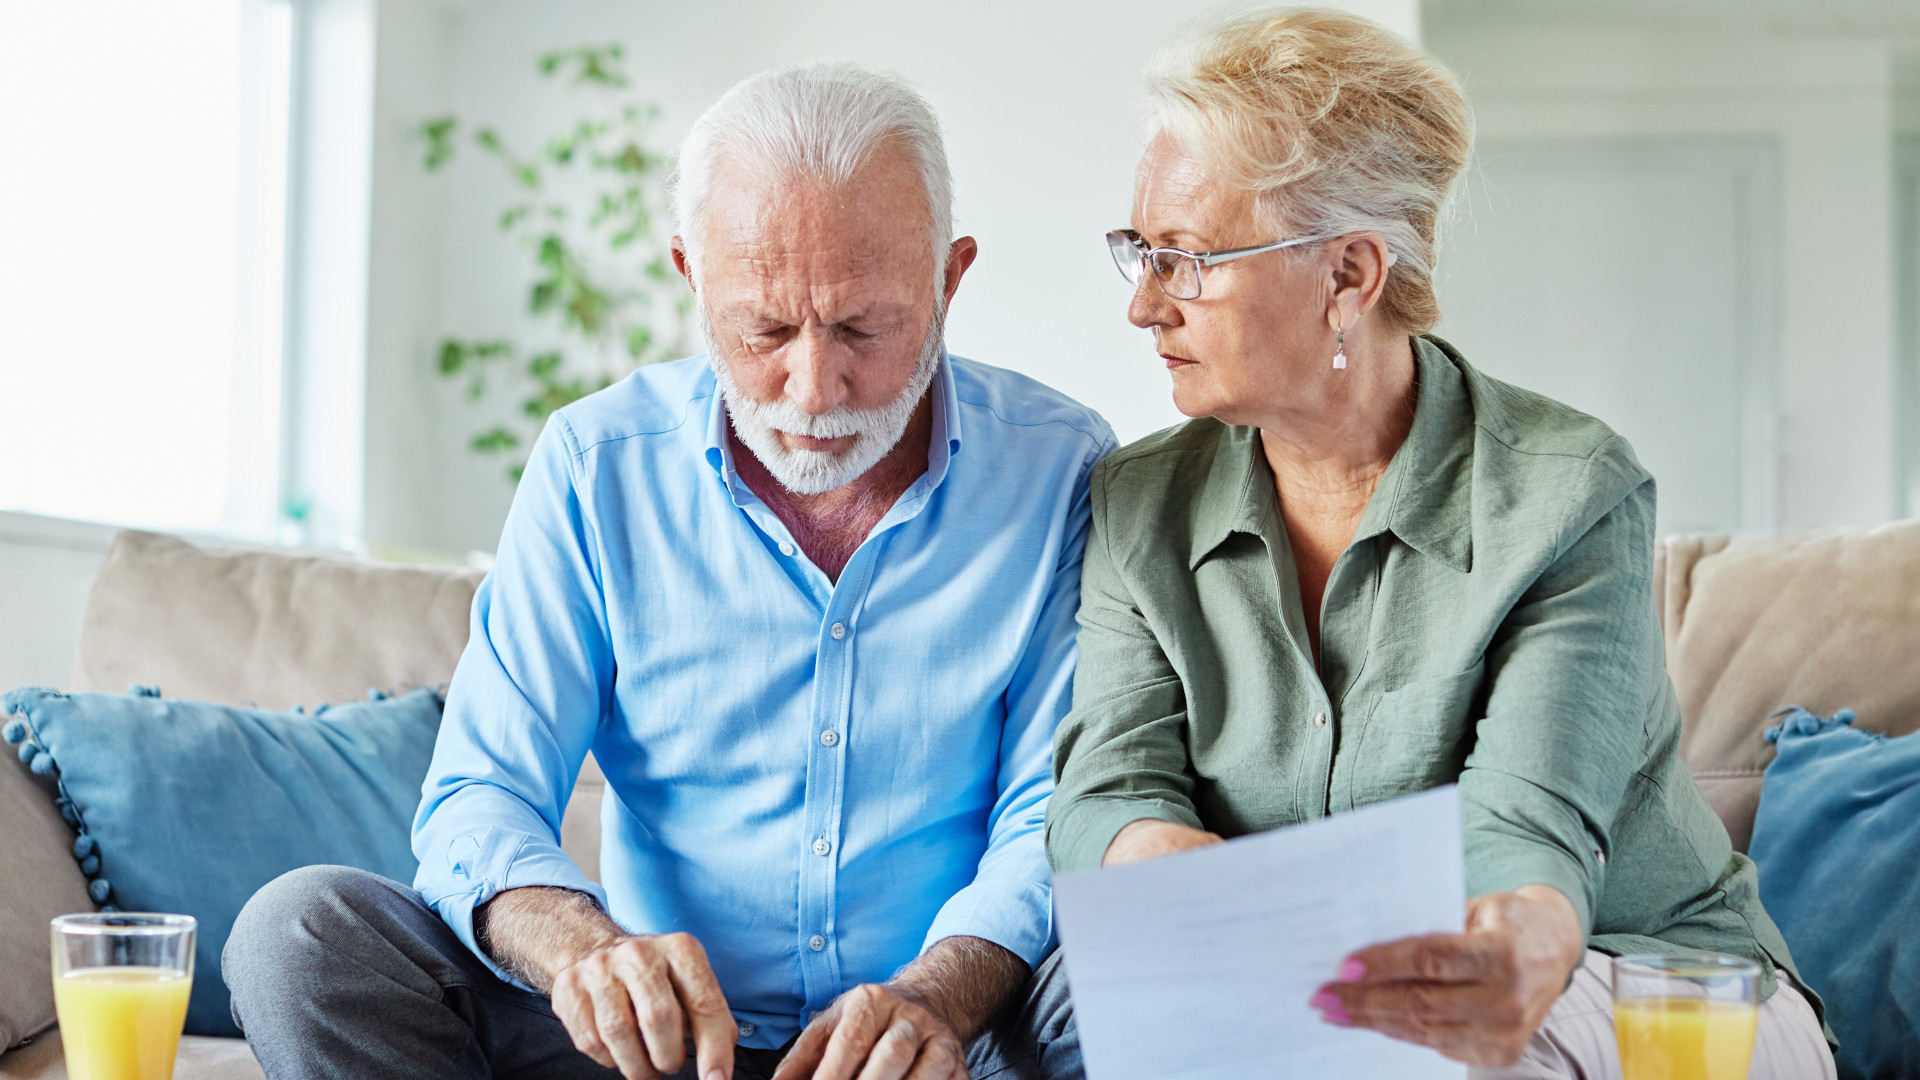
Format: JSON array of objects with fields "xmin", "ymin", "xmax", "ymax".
[
  {"xmin": 772, "ymin": 936, "xmax": 1028, "ymax": 1080},
  {"xmin": 477, "ymin": 887, "xmax": 737, "ymax": 1080},
  {"xmin": 1309, "ymin": 884, "xmax": 1586, "ymax": 1068},
  {"xmin": 773, "ymin": 983, "xmax": 965, "ymax": 1080},
  {"xmin": 1102, "ymin": 819, "xmax": 1223, "ymax": 866}
]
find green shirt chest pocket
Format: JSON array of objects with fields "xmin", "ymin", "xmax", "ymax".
[{"xmin": 1348, "ymin": 659, "xmax": 1487, "ymax": 807}]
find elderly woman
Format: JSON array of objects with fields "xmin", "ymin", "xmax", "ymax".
[{"xmin": 1045, "ymin": 9, "xmax": 1835, "ymax": 1079}]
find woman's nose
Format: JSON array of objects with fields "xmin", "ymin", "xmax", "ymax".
[{"xmin": 1128, "ymin": 275, "xmax": 1178, "ymax": 330}]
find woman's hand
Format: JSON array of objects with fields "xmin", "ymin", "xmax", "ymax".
[
  {"xmin": 1309, "ymin": 884, "xmax": 1586, "ymax": 1068},
  {"xmin": 1102, "ymin": 819, "xmax": 1223, "ymax": 866}
]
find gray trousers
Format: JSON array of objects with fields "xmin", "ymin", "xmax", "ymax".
[{"xmin": 222, "ymin": 865, "xmax": 1082, "ymax": 1080}]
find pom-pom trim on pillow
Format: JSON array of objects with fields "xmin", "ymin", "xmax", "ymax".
[
  {"xmin": 1, "ymin": 683, "xmax": 413, "ymax": 916},
  {"xmin": 2, "ymin": 687, "xmax": 128, "ymax": 910}
]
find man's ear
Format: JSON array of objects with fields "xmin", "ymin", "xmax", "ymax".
[
  {"xmin": 671, "ymin": 237, "xmax": 697, "ymax": 292},
  {"xmin": 942, "ymin": 236, "xmax": 979, "ymax": 309}
]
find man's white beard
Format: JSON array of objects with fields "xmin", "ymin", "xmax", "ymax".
[{"xmin": 705, "ymin": 305, "xmax": 944, "ymax": 496}]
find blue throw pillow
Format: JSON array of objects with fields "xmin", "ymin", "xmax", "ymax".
[
  {"xmin": 1, "ymin": 685, "xmax": 442, "ymax": 1037},
  {"xmin": 1750, "ymin": 707, "xmax": 1920, "ymax": 1080}
]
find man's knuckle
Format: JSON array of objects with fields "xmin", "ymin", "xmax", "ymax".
[{"xmin": 638, "ymin": 1001, "xmax": 676, "ymax": 1030}]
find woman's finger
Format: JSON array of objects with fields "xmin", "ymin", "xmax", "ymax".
[
  {"xmin": 1343, "ymin": 931, "xmax": 1499, "ymax": 985},
  {"xmin": 1327, "ymin": 975, "xmax": 1518, "ymax": 1029}
]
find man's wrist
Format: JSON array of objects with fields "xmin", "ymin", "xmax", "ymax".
[{"xmin": 476, "ymin": 886, "xmax": 624, "ymax": 992}]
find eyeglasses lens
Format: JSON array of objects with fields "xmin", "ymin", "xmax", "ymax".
[
  {"xmin": 1104, "ymin": 231, "xmax": 1202, "ymax": 299},
  {"xmin": 1150, "ymin": 251, "xmax": 1202, "ymax": 300},
  {"xmin": 1106, "ymin": 231, "xmax": 1144, "ymax": 284}
]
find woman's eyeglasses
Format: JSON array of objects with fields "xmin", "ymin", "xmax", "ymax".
[{"xmin": 1105, "ymin": 228, "xmax": 1326, "ymax": 300}]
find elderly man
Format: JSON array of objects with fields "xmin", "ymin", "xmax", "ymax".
[{"xmin": 223, "ymin": 63, "xmax": 1109, "ymax": 1080}]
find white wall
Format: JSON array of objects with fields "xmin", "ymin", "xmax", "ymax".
[
  {"xmin": 367, "ymin": 0, "xmax": 1419, "ymax": 557},
  {"xmin": 1428, "ymin": 18, "xmax": 1902, "ymax": 532},
  {"xmin": 0, "ymin": 514, "xmax": 115, "ymax": 694}
]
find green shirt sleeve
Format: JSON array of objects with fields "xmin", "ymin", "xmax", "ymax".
[
  {"xmin": 1460, "ymin": 437, "xmax": 1662, "ymax": 933},
  {"xmin": 1046, "ymin": 464, "xmax": 1205, "ymax": 871}
]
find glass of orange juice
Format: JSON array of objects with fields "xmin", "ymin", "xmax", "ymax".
[
  {"xmin": 1613, "ymin": 953, "xmax": 1761, "ymax": 1080},
  {"xmin": 52, "ymin": 913, "xmax": 196, "ymax": 1080}
]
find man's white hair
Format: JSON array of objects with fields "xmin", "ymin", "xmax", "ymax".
[{"xmin": 670, "ymin": 62, "xmax": 955, "ymax": 275}]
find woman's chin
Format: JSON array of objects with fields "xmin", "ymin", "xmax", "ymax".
[{"xmin": 1168, "ymin": 380, "xmax": 1221, "ymax": 421}]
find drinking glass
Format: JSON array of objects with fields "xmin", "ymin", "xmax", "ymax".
[
  {"xmin": 1613, "ymin": 953, "xmax": 1761, "ymax": 1080},
  {"xmin": 52, "ymin": 913, "xmax": 197, "ymax": 1080}
]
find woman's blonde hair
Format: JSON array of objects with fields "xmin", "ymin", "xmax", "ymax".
[{"xmin": 1145, "ymin": 7, "xmax": 1472, "ymax": 333}]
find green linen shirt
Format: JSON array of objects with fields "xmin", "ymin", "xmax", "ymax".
[{"xmin": 1047, "ymin": 335, "xmax": 1812, "ymax": 1010}]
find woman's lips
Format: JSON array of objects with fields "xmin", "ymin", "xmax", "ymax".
[{"xmin": 1161, "ymin": 353, "xmax": 1196, "ymax": 370}]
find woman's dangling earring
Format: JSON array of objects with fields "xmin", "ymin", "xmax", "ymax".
[{"xmin": 1333, "ymin": 328, "xmax": 1348, "ymax": 370}]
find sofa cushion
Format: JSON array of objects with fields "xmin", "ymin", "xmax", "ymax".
[
  {"xmin": 1654, "ymin": 522, "xmax": 1920, "ymax": 851},
  {"xmin": 67, "ymin": 530, "xmax": 604, "ymax": 880},
  {"xmin": 0, "ymin": 1029, "xmax": 264, "ymax": 1080},
  {"xmin": 1749, "ymin": 708, "xmax": 1920, "ymax": 1080},
  {"xmin": 0, "ymin": 755, "xmax": 94, "ymax": 1050},
  {"xmin": 1, "ymin": 686, "xmax": 443, "ymax": 1037},
  {"xmin": 70, "ymin": 531, "xmax": 483, "ymax": 710}
]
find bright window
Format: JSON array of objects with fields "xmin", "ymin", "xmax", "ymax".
[{"xmin": 0, "ymin": 0, "xmax": 292, "ymax": 538}]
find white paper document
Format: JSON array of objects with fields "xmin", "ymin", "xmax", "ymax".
[{"xmin": 1054, "ymin": 785, "xmax": 1468, "ymax": 1080}]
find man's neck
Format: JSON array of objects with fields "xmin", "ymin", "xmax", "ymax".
[{"xmin": 728, "ymin": 393, "xmax": 935, "ymax": 583}]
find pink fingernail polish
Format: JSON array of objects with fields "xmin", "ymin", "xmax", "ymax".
[
  {"xmin": 1337, "ymin": 959, "xmax": 1366, "ymax": 982},
  {"xmin": 1324, "ymin": 1007, "xmax": 1353, "ymax": 1027},
  {"xmin": 1309, "ymin": 991, "xmax": 1339, "ymax": 1011}
]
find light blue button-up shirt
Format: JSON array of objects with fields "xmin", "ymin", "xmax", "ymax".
[{"xmin": 413, "ymin": 353, "xmax": 1114, "ymax": 1048}]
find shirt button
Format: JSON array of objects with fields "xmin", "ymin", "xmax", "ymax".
[
  {"xmin": 812, "ymin": 838, "xmax": 831, "ymax": 856},
  {"xmin": 738, "ymin": 1022, "xmax": 756, "ymax": 1038},
  {"xmin": 1312, "ymin": 711, "xmax": 1328, "ymax": 728},
  {"xmin": 778, "ymin": 542, "xmax": 795, "ymax": 557},
  {"xmin": 1595, "ymin": 850, "xmax": 1607, "ymax": 867},
  {"xmin": 820, "ymin": 729, "xmax": 839, "ymax": 747},
  {"xmin": 809, "ymin": 934, "xmax": 826, "ymax": 952},
  {"xmin": 829, "ymin": 622, "xmax": 846, "ymax": 640}
]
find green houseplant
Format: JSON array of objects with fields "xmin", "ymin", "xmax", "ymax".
[{"xmin": 420, "ymin": 43, "xmax": 689, "ymax": 481}]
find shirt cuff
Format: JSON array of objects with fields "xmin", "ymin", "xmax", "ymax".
[
  {"xmin": 921, "ymin": 876, "xmax": 1055, "ymax": 970},
  {"xmin": 1464, "ymin": 829, "xmax": 1599, "ymax": 935},
  {"xmin": 1045, "ymin": 796, "xmax": 1202, "ymax": 873},
  {"xmin": 417, "ymin": 824, "xmax": 610, "ymax": 991}
]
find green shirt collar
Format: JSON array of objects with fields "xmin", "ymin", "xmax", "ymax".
[{"xmin": 1187, "ymin": 335, "xmax": 1476, "ymax": 574}]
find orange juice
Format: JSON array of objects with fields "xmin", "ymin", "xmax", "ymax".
[
  {"xmin": 1615, "ymin": 997, "xmax": 1758, "ymax": 1080},
  {"xmin": 53, "ymin": 967, "xmax": 191, "ymax": 1080}
]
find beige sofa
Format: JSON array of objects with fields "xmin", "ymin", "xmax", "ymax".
[
  {"xmin": 0, "ymin": 532, "xmax": 605, "ymax": 1079},
  {"xmin": 4, "ymin": 521, "xmax": 1919, "ymax": 1077}
]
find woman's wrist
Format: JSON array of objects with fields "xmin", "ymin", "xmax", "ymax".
[{"xmin": 1102, "ymin": 819, "xmax": 1223, "ymax": 866}]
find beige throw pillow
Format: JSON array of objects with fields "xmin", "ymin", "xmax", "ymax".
[{"xmin": 0, "ymin": 751, "xmax": 94, "ymax": 1048}]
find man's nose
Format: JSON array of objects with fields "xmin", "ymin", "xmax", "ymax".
[{"xmin": 782, "ymin": 328, "xmax": 852, "ymax": 415}]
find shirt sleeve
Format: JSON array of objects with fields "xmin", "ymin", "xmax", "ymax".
[
  {"xmin": 1460, "ymin": 437, "xmax": 1664, "ymax": 934},
  {"xmin": 412, "ymin": 417, "xmax": 613, "ymax": 988},
  {"xmin": 1044, "ymin": 460, "xmax": 1206, "ymax": 874},
  {"xmin": 921, "ymin": 431, "xmax": 1117, "ymax": 967}
]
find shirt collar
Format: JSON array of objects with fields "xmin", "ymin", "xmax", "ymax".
[
  {"xmin": 702, "ymin": 350, "xmax": 964, "ymax": 500},
  {"xmin": 1187, "ymin": 334, "xmax": 1476, "ymax": 573}
]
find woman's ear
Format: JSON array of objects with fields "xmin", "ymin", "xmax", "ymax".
[{"xmin": 1326, "ymin": 232, "xmax": 1393, "ymax": 330}]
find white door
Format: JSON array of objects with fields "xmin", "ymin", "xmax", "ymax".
[{"xmin": 1434, "ymin": 140, "xmax": 1779, "ymax": 537}]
